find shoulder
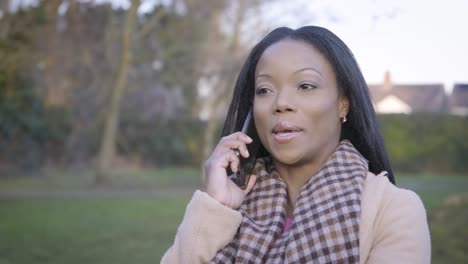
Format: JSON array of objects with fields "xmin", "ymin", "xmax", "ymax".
[
  {"xmin": 161, "ymin": 191, "xmax": 242, "ymax": 264},
  {"xmin": 360, "ymin": 172, "xmax": 431, "ymax": 264},
  {"xmin": 362, "ymin": 172, "xmax": 425, "ymax": 215}
]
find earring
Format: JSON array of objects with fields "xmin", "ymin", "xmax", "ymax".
[{"xmin": 341, "ymin": 115, "xmax": 347, "ymax": 124}]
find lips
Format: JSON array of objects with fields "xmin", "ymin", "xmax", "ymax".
[{"xmin": 272, "ymin": 121, "xmax": 303, "ymax": 143}]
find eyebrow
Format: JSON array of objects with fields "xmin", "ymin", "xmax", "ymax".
[
  {"xmin": 256, "ymin": 67, "xmax": 323, "ymax": 80},
  {"xmin": 293, "ymin": 67, "xmax": 323, "ymax": 77}
]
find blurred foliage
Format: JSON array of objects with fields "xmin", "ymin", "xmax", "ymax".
[
  {"xmin": 118, "ymin": 116, "xmax": 207, "ymax": 167},
  {"xmin": 379, "ymin": 114, "xmax": 468, "ymax": 174},
  {"xmin": 1, "ymin": 1, "xmax": 466, "ymax": 177},
  {"xmin": 0, "ymin": 87, "xmax": 71, "ymax": 172},
  {"xmin": 0, "ymin": 4, "xmax": 70, "ymax": 173},
  {"xmin": 0, "ymin": 90, "xmax": 45, "ymax": 172},
  {"xmin": 0, "ymin": 0, "xmax": 236, "ymax": 174}
]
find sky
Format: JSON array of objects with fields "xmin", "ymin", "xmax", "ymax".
[{"xmin": 263, "ymin": 0, "xmax": 468, "ymax": 92}]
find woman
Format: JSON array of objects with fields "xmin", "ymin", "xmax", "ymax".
[{"xmin": 161, "ymin": 26, "xmax": 430, "ymax": 263}]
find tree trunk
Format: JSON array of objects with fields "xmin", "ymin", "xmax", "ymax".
[
  {"xmin": 199, "ymin": 0, "xmax": 246, "ymax": 184},
  {"xmin": 95, "ymin": 0, "xmax": 140, "ymax": 185}
]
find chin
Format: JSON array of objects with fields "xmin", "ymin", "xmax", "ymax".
[{"xmin": 272, "ymin": 151, "xmax": 304, "ymax": 166}]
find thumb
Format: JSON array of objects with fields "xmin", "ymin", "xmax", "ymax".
[{"xmin": 243, "ymin": 175, "xmax": 257, "ymax": 195}]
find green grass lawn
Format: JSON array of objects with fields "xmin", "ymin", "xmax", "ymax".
[
  {"xmin": 0, "ymin": 197, "xmax": 191, "ymax": 264},
  {"xmin": 0, "ymin": 170, "xmax": 467, "ymax": 263}
]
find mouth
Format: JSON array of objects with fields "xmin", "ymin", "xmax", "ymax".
[{"xmin": 272, "ymin": 121, "xmax": 303, "ymax": 143}]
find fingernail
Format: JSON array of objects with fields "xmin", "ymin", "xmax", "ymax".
[
  {"xmin": 234, "ymin": 149, "xmax": 240, "ymax": 157},
  {"xmin": 245, "ymin": 149, "xmax": 249, "ymax": 157}
]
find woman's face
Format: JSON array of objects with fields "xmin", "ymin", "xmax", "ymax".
[{"xmin": 253, "ymin": 39, "xmax": 348, "ymax": 167}]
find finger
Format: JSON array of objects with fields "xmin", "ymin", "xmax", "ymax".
[
  {"xmin": 229, "ymin": 131, "xmax": 253, "ymax": 142},
  {"xmin": 217, "ymin": 139, "xmax": 250, "ymax": 158},
  {"xmin": 230, "ymin": 141, "xmax": 250, "ymax": 159},
  {"xmin": 217, "ymin": 149, "xmax": 240, "ymax": 173},
  {"xmin": 228, "ymin": 150, "xmax": 240, "ymax": 173},
  {"xmin": 243, "ymin": 175, "xmax": 257, "ymax": 194},
  {"xmin": 221, "ymin": 132, "xmax": 252, "ymax": 144}
]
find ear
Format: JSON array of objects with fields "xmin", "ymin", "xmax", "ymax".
[{"xmin": 339, "ymin": 96, "xmax": 350, "ymax": 118}]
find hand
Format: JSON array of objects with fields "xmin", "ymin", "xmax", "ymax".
[{"xmin": 204, "ymin": 132, "xmax": 258, "ymax": 209}]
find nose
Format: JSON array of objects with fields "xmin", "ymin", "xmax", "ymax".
[{"xmin": 274, "ymin": 90, "xmax": 296, "ymax": 114}]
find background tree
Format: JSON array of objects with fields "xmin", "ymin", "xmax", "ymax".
[
  {"xmin": 95, "ymin": 0, "xmax": 140, "ymax": 184},
  {"xmin": 0, "ymin": 1, "xmax": 50, "ymax": 174}
]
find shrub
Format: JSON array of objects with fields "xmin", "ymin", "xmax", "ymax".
[{"xmin": 378, "ymin": 114, "xmax": 468, "ymax": 174}]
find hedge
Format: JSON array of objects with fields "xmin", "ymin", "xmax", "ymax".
[{"xmin": 378, "ymin": 114, "xmax": 468, "ymax": 174}]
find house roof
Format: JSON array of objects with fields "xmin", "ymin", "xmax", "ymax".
[
  {"xmin": 368, "ymin": 72, "xmax": 448, "ymax": 113},
  {"xmin": 369, "ymin": 84, "xmax": 447, "ymax": 112},
  {"xmin": 451, "ymin": 84, "xmax": 468, "ymax": 108}
]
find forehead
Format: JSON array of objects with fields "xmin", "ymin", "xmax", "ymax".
[{"xmin": 255, "ymin": 39, "xmax": 334, "ymax": 77}]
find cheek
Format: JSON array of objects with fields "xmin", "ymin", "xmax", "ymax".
[
  {"xmin": 321, "ymin": 101, "xmax": 341, "ymax": 133},
  {"xmin": 253, "ymin": 97, "xmax": 271, "ymax": 126},
  {"xmin": 253, "ymin": 102, "xmax": 271, "ymax": 148},
  {"xmin": 305, "ymin": 98, "xmax": 340, "ymax": 130}
]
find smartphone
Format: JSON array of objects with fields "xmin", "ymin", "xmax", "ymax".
[{"xmin": 228, "ymin": 108, "xmax": 261, "ymax": 189}]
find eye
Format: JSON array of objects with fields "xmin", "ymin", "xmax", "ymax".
[
  {"xmin": 299, "ymin": 83, "xmax": 317, "ymax": 91},
  {"xmin": 255, "ymin": 87, "xmax": 272, "ymax": 95}
]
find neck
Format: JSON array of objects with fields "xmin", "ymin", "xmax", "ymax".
[{"xmin": 273, "ymin": 140, "xmax": 340, "ymax": 216}]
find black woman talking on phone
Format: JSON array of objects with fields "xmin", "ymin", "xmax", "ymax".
[{"xmin": 161, "ymin": 26, "xmax": 431, "ymax": 264}]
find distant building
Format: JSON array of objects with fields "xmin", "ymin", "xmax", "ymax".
[
  {"xmin": 368, "ymin": 72, "xmax": 448, "ymax": 114},
  {"xmin": 450, "ymin": 84, "xmax": 468, "ymax": 116}
]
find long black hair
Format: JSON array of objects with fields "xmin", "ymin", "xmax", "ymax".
[{"xmin": 221, "ymin": 26, "xmax": 395, "ymax": 184}]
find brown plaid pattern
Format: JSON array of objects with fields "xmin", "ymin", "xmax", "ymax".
[{"xmin": 210, "ymin": 140, "xmax": 368, "ymax": 264}]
